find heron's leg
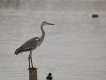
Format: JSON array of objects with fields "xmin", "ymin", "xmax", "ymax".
[
  {"xmin": 28, "ymin": 52, "xmax": 31, "ymax": 68},
  {"xmin": 30, "ymin": 50, "xmax": 33, "ymax": 68}
]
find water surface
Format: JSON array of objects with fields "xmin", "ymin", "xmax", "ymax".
[{"xmin": 0, "ymin": 2, "xmax": 106, "ymax": 80}]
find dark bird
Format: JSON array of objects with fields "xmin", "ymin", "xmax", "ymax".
[
  {"xmin": 92, "ymin": 14, "xmax": 99, "ymax": 18},
  {"xmin": 46, "ymin": 73, "xmax": 53, "ymax": 80},
  {"xmin": 14, "ymin": 21, "xmax": 55, "ymax": 68}
]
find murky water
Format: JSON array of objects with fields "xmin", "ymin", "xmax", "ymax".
[{"xmin": 0, "ymin": 1, "xmax": 106, "ymax": 80}]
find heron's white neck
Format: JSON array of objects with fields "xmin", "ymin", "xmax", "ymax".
[{"xmin": 40, "ymin": 23, "xmax": 45, "ymax": 41}]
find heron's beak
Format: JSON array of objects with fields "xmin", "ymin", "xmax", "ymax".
[{"xmin": 48, "ymin": 23, "xmax": 55, "ymax": 25}]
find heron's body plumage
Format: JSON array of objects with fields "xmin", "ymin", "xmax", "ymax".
[{"xmin": 14, "ymin": 37, "xmax": 40, "ymax": 55}]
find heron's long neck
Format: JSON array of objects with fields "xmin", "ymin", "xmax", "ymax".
[{"xmin": 40, "ymin": 24, "xmax": 45, "ymax": 41}]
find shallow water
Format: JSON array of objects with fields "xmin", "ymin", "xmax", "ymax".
[{"xmin": 0, "ymin": 2, "xmax": 106, "ymax": 80}]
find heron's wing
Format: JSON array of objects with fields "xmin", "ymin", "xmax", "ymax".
[
  {"xmin": 20, "ymin": 37, "xmax": 39, "ymax": 50},
  {"xmin": 15, "ymin": 37, "xmax": 40, "ymax": 54}
]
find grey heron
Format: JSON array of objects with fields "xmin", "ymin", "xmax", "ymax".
[{"xmin": 14, "ymin": 21, "xmax": 55, "ymax": 68}]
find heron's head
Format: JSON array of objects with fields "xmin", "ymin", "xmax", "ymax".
[{"xmin": 42, "ymin": 21, "xmax": 55, "ymax": 26}]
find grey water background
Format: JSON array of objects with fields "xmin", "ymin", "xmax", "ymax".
[{"xmin": 0, "ymin": 0, "xmax": 106, "ymax": 80}]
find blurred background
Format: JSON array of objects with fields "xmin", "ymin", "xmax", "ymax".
[{"xmin": 0, "ymin": 0, "xmax": 106, "ymax": 80}]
